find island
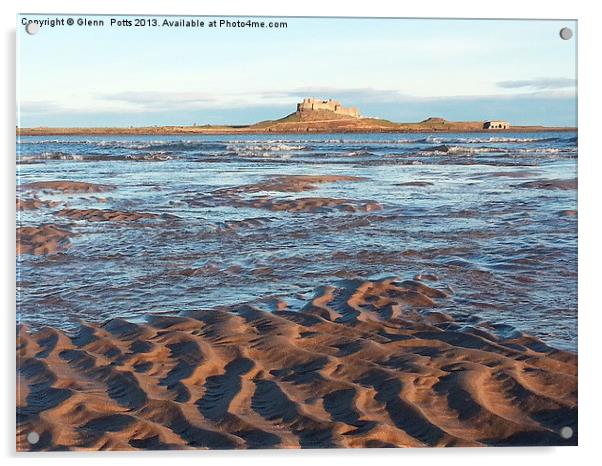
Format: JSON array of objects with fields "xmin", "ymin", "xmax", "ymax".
[{"xmin": 17, "ymin": 98, "xmax": 575, "ymax": 136}]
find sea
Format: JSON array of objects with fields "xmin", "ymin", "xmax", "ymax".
[{"xmin": 16, "ymin": 132, "xmax": 578, "ymax": 351}]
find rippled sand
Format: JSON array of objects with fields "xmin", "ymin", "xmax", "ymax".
[
  {"xmin": 17, "ymin": 277, "xmax": 577, "ymax": 451},
  {"xmin": 16, "ymin": 225, "xmax": 73, "ymax": 256},
  {"xmin": 20, "ymin": 180, "xmax": 115, "ymax": 193}
]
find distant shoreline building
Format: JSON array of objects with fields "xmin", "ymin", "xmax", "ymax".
[
  {"xmin": 483, "ymin": 120, "xmax": 510, "ymax": 129},
  {"xmin": 296, "ymin": 98, "xmax": 360, "ymax": 118}
]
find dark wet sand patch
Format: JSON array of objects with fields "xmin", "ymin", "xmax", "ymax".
[
  {"xmin": 559, "ymin": 210, "xmax": 577, "ymax": 217},
  {"xmin": 472, "ymin": 170, "xmax": 542, "ymax": 179},
  {"xmin": 516, "ymin": 179, "xmax": 577, "ymax": 190}
]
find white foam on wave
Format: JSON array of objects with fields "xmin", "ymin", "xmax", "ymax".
[
  {"xmin": 226, "ymin": 142, "xmax": 306, "ymax": 152},
  {"xmin": 20, "ymin": 152, "xmax": 84, "ymax": 161},
  {"xmin": 421, "ymin": 136, "xmax": 566, "ymax": 144}
]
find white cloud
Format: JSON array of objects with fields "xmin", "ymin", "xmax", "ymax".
[
  {"xmin": 497, "ymin": 77, "xmax": 576, "ymax": 90},
  {"xmin": 101, "ymin": 91, "xmax": 217, "ymax": 107}
]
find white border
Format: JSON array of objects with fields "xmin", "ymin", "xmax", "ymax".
[{"xmin": 2, "ymin": 1, "xmax": 600, "ymax": 465}]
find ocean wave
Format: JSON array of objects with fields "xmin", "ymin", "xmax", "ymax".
[
  {"xmin": 344, "ymin": 150, "xmax": 376, "ymax": 157},
  {"xmin": 417, "ymin": 145, "xmax": 577, "ymax": 157},
  {"xmin": 220, "ymin": 151, "xmax": 295, "ymax": 160},
  {"xmin": 18, "ymin": 135, "xmax": 577, "ymax": 155},
  {"xmin": 420, "ymin": 145, "xmax": 509, "ymax": 155},
  {"xmin": 124, "ymin": 152, "xmax": 173, "ymax": 161},
  {"xmin": 20, "ymin": 152, "xmax": 84, "ymax": 162},
  {"xmin": 420, "ymin": 136, "xmax": 569, "ymax": 144},
  {"xmin": 19, "ymin": 151, "xmax": 174, "ymax": 163},
  {"xmin": 106, "ymin": 141, "xmax": 229, "ymax": 151},
  {"xmin": 226, "ymin": 143, "xmax": 306, "ymax": 152},
  {"xmin": 19, "ymin": 139, "xmax": 229, "ymax": 152},
  {"xmin": 18, "ymin": 139, "xmax": 97, "ymax": 145}
]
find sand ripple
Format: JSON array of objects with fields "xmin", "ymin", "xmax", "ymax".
[
  {"xmin": 186, "ymin": 174, "xmax": 381, "ymax": 213},
  {"xmin": 16, "ymin": 225, "xmax": 73, "ymax": 255},
  {"xmin": 17, "ymin": 277, "xmax": 577, "ymax": 450},
  {"xmin": 56, "ymin": 208, "xmax": 175, "ymax": 223},
  {"xmin": 16, "ymin": 198, "xmax": 60, "ymax": 211},
  {"xmin": 20, "ymin": 181, "xmax": 115, "ymax": 193},
  {"xmin": 214, "ymin": 175, "xmax": 368, "ymax": 195}
]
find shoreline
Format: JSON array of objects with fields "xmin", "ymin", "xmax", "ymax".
[{"xmin": 17, "ymin": 126, "xmax": 577, "ymax": 137}]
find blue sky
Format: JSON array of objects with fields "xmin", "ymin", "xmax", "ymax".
[{"xmin": 17, "ymin": 16, "xmax": 577, "ymax": 127}]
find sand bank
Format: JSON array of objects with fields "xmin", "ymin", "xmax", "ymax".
[
  {"xmin": 16, "ymin": 198, "xmax": 59, "ymax": 211},
  {"xmin": 213, "ymin": 175, "xmax": 368, "ymax": 195},
  {"xmin": 187, "ymin": 174, "xmax": 381, "ymax": 214}
]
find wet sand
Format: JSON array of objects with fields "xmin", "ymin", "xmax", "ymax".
[
  {"xmin": 16, "ymin": 197, "xmax": 59, "ymax": 211},
  {"xmin": 16, "ymin": 225, "xmax": 73, "ymax": 256},
  {"xmin": 187, "ymin": 175, "xmax": 382, "ymax": 213},
  {"xmin": 56, "ymin": 208, "xmax": 174, "ymax": 223},
  {"xmin": 20, "ymin": 180, "xmax": 115, "ymax": 194},
  {"xmin": 516, "ymin": 179, "xmax": 578, "ymax": 190},
  {"xmin": 17, "ymin": 276, "xmax": 577, "ymax": 451}
]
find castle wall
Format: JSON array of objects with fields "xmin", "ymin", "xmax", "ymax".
[{"xmin": 334, "ymin": 106, "xmax": 359, "ymax": 117}]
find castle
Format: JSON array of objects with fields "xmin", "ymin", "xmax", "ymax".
[{"xmin": 296, "ymin": 98, "xmax": 360, "ymax": 118}]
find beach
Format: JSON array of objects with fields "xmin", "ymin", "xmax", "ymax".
[
  {"xmin": 16, "ymin": 132, "xmax": 578, "ymax": 450},
  {"xmin": 17, "ymin": 277, "xmax": 577, "ymax": 450}
]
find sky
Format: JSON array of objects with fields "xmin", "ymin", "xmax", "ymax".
[{"xmin": 17, "ymin": 15, "xmax": 577, "ymax": 127}]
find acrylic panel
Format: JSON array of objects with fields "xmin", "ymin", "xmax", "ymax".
[{"xmin": 16, "ymin": 15, "xmax": 577, "ymax": 451}]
